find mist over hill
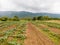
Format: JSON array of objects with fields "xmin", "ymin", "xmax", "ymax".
[{"xmin": 0, "ymin": 11, "xmax": 60, "ymax": 18}]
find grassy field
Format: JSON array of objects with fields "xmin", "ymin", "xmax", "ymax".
[
  {"xmin": 0, "ymin": 21, "xmax": 27, "ymax": 45},
  {"xmin": 0, "ymin": 20, "xmax": 60, "ymax": 45}
]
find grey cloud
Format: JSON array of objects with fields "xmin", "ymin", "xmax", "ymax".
[
  {"xmin": 0, "ymin": 0, "xmax": 60, "ymax": 13},
  {"xmin": 13, "ymin": 0, "xmax": 50, "ymax": 12}
]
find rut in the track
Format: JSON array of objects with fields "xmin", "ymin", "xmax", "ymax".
[{"xmin": 24, "ymin": 23, "xmax": 55, "ymax": 45}]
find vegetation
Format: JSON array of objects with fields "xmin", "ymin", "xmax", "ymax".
[
  {"xmin": 0, "ymin": 21, "xmax": 27, "ymax": 45},
  {"xmin": 0, "ymin": 15, "xmax": 60, "ymax": 21},
  {"xmin": 0, "ymin": 15, "xmax": 60, "ymax": 45},
  {"xmin": 32, "ymin": 21, "xmax": 60, "ymax": 45},
  {"xmin": 32, "ymin": 16, "xmax": 60, "ymax": 20}
]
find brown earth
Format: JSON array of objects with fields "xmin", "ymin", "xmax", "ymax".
[
  {"xmin": 0, "ymin": 24, "xmax": 17, "ymax": 37},
  {"xmin": 0, "ymin": 24, "xmax": 17, "ymax": 32},
  {"xmin": 24, "ymin": 23, "xmax": 55, "ymax": 45},
  {"xmin": 40, "ymin": 24, "xmax": 60, "ymax": 34}
]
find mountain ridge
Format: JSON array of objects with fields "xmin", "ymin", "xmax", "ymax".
[{"xmin": 0, "ymin": 11, "xmax": 60, "ymax": 18}]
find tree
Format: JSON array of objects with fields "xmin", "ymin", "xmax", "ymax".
[
  {"xmin": 32, "ymin": 17, "xmax": 36, "ymax": 21},
  {"xmin": 13, "ymin": 16, "xmax": 19, "ymax": 21},
  {"xmin": 37, "ymin": 16, "xmax": 43, "ymax": 20},
  {"xmin": 43, "ymin": 16, "xmax": 49, "ymax": 20},
  {"xmin": 37, "ymin": 16, "xmax": 50, "ymax": 20},
  {"xmin": 1, "ymin": 16, "xmax": 8, "ymax": 21}
]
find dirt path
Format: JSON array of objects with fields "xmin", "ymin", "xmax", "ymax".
[{"xmin": 24, "ymin": 23, "xmax": 55, "ymax": 45}]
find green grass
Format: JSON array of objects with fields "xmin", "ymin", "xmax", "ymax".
[
  {"xmin": 42, "ymin": 28, "xmax": 60, "ymax": 45},
  {"xmin": 0, "ymin": 21, "xmax": 27, "ymax": 45}
]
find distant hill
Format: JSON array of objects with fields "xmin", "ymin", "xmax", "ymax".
[{"xmin": 0, "ymin": 11, "xmax": 60, "ymax": 18}]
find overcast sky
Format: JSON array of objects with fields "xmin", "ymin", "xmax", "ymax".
[{"xmin": 0, "ymin": 0, "xmax": 60, "ymax": 13}]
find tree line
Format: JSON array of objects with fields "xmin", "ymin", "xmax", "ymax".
[
  {"xmin": 0, "ymin": 16, "xmax": 60, "ymax": 21},
  {"xmin": 0, "ymin": 16, "xmax": 19, "ymax": 21},
  {"xmin": 32, "ymin": 16, "xmax": 60, "ymax": 21}
]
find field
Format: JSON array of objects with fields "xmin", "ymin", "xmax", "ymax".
[{"xmin": 0, "ymin": 20, "xmax": 60, "ymax": 45}]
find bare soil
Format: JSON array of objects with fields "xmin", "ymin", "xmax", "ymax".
[
  {"xmin": 40, "ymin": 24, "xmax": 60, "ymax": 34},
  {"xmin": 24, "ymin": 23, "xmax": 55, "ymax": 45}
]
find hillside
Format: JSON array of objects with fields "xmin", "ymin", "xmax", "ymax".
[{"xmin": 0, "ymin": 11, "xmax": 60, "ymax": 18}]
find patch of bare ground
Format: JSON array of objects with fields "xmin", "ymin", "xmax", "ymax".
[
  {"xmin": 2, "ymin": 24, "xmax": 17, "ymax": 32},
  {"xmin": 40, "ymin": 24, "xmax": 60, "ymax": 34},
  {"xmin": 0, "ymin": 24, "xmax": 17, "ymax": 37},
  {"xmin": 24, "ymin": 23, "xmax": 55, "ymax": 45}
]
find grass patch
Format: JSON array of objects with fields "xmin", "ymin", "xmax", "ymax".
[{"xmin": 41, "ymin": 28, "xmax": 60, "ymax": 45}]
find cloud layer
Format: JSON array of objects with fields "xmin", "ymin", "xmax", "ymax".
[{"xmin": 0, "ymin": 0, "xmax": 60, "ymax": 13}]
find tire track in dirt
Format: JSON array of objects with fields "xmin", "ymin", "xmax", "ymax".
[{"xmin": 24, "ymin": 23, "xmax": 55, "ymax": 45}]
